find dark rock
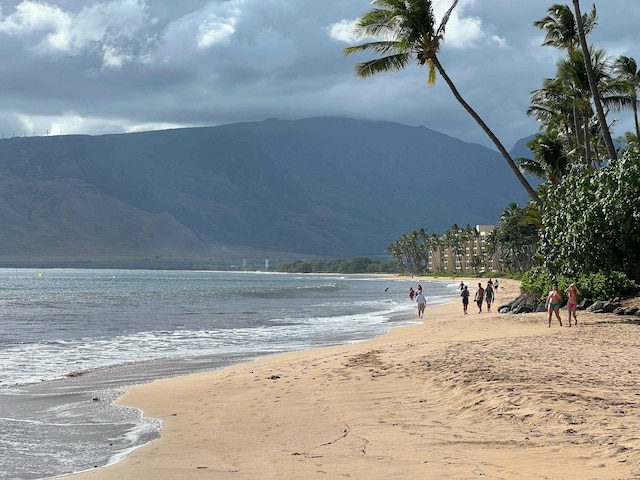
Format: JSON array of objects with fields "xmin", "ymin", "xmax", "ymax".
[
  {"xmin": 587, "ymin": 300, "xmax": 607, "ymax": 313},
  {"xmin": 499, "ymin": 294, "xmax": 546, "ymax": 315},
  {"xmin": 577, "ymin": 298, "xmax": 593, "ymax": 310},
  {"xmin": 588, "ymin": 300, "xmax": 620, "ymax": 313},
  {"xmin": 602, "ymin": 302, "xmax": 621, "ymax": 313}
]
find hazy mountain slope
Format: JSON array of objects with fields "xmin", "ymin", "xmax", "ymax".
[{"xmin": 0, "ymin": 117, "xmax": 532, "ymax": 264}]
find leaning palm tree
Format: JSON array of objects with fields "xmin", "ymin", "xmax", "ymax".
[
  {"xmin": 343, "ymin": 0, "xmax": 539, "ymax": 202},
  {"xmin": 571, "ymin": 0, "xmax": 617, "ymax": 162}
]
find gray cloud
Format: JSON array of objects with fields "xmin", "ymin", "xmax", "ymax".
[{"xmin": 0, "ymin": 0, "xmax": 637, "ymax": 148}]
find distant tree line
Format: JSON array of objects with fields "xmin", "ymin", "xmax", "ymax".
[{"xmin": 275, "ymin": 257, "xmax": 397, "ymax": 274}]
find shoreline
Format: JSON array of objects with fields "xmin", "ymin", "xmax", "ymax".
[{"xmin": 64, "ymin": 278, "xmax": 640, "ymax": 479}]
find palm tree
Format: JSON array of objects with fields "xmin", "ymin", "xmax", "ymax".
[
  {"xmin": 518, "ymin": 133, "xmax": 569, "ymax": 185},
  {"xmin": 444, "ymin": 224, "xmax": 465, "ymax": 274},
  {"xmin": 612, "ymin": 55, "xmax": 640, "ymax": 141},
  {"xmin": 533, "ymin": 3, "xmax": 596, "ymax": 54},
  {"xmin": 556, "ymin": 46, "xmax": 614, "ymax": 166},
  {"xmin": 387, "ymin": 239, "xmax": 406, "ymax": 273},
  {"xmin": 483, "ymin": 230, "xmax": 498, "ymax": 272},
  {"xmin": 528, "ymin": 77, "xmax": 578, "ymax": 154},
  {"xmin": 343, "ymin": 0, "xmax": 539, "ymax": 202},
  {"xmin": 429, "ymin": 233, "xmax": 445, "ymax": 273},
  {"xmin": 528, "ymin": 46, "xmax": 620, "ymax": 167},
  {"xmin": 571, "ymin": 0, "xmax": 617, "ymax": 162},
  {"xmin": 495, "ymin": 203, "xmax": 539, "ymax": 273},
  {"xmin": 533, "ymin": 2, "xmax": 617, "ymax": 162},
  {"xmin": 413, "ymin": 228, "xmax": 431, "ymax": 273},
  {"xmin": 461, "ymin": 224, "xmax": 476, "ymax": 274}
]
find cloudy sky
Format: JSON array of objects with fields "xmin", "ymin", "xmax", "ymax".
[{"xmin": 0, "ymin": 0, "xmax": 637, "ymax": 149}]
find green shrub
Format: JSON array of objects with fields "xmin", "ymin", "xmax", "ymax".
[
  {"xmin": 576, "ymin": 271, "xmax": 638, "ymax": 300},
  {"xmin": 520, "ymin": 266, "xmax": 638, "ymax": 301}
]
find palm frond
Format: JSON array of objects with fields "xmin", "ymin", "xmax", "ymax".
[
  {"xmin": 602, "ymin": 95, "xmax": 637, "ymax": 112},
  {"xmin": 344, "ymin": 40, "xmax": 408, "ymax": 58},
  {"xmin": 353, "ymin": 53, "xmax": 413, "ymax": 78},
  {"xmin": 436, "ymin": 0, "xmax": 460, "ymax": 39},
  {"xmin": 354, "ymin": 8, "xmax": 399, "ymax": 38}
]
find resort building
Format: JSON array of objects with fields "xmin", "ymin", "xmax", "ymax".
[{"xmin": 428, "ymin": 225, "xmax": 500, "ymax": 274}]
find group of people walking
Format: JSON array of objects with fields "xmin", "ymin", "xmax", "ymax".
[
  {"xmin": 546, "ymin": 282, "xmax": 580, "ymax": 327},
  {"xmin": 410, "ymin": 279, "xmax": 581, "ymax": 327},
  {"xmin": 460, "ymin": 279, "xmax": 498, "ymax": 314},
  {"xmin": 408, "ymin": 285, "xmax": 426, "ymax": 318}
]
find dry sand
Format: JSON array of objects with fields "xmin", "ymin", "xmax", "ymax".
[{"xmin": 66, "ymin": 278, "xmax": 640, "ymax": 479}]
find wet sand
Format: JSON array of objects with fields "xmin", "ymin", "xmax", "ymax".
[{"xmin": 66, "ymin": 279, "xmax": 640, "ymax": 479}]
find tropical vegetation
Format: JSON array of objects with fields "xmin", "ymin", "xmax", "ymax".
[{"xmin": 347, "ymin": 1, "xmax": 640, "ymax": 300}]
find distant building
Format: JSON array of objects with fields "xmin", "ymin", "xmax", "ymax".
[{"xmin": 428, "ymin": 225, "xmax": 499, "ymax": 274}]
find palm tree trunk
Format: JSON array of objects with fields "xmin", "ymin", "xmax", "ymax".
[
  {"xmin": 582, "ymin": 112, "xmax": 592, "ymax": 167},
  {"xmin": 633, "ymin": 99, "xmax": 640, "ymax": 140},
  {"xmin": 431, "ymin": 55, "xmax": 540, "ymax": 202},
  {"xmin": 572, "ymin": 0, "xmax": 618, "ymax": 162},
  {"xmin": 573, "ymin": 104, "xmax": 585, "ymax": 161}
]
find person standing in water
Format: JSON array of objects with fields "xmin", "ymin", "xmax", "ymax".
[
  {"xmin": 546, "ymin": 283, "xmax": 563, "ymax": 327},
  {"xmin": 565, "ymin": 283, "xmax": 581, "ymax": 326},
  {"xmin": 409, "ymin": 287, "xmax": 415, "ymax": 301}
]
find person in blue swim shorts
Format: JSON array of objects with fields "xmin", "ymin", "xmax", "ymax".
[{"xmin": 545, "ymin": 283, "xmax": 563, "ymax": 327}]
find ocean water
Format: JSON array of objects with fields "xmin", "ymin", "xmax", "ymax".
[{"xmin": 0, "ymin": 269, "xmax": 458, "ymax": 479}]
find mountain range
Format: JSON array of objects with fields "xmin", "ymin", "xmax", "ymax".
[{"xmin": 0, "ymin": 117, "xmax": 534, "ymax": 267}]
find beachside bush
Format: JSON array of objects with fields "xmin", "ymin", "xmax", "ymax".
[
  {"xmin": 520, "ymin": 266, "xmax": 637, "ymax": 301},
  {"xmin": 576, "ymin": 271, "xmax": 638, "ymax": 301},
  {"xmin": 519, "ymin": 266, "xmax": 561, "ymax": 300},
  {"xmin": 538, "ymin": 149, "xmax": 640, "ymax": 281}
]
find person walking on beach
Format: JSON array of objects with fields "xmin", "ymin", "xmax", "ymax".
[
  {"xmin": 461, "ymin": 285, "xmax": 469, "ymax": 314},
  {"xmin": 409, "ymin": 287, "xmax": 415, "ymax": 301},
  {"xmin": 565, "ymin": 283, "xmax": 581, "ymax": 326},
  {"xmin": 415, "ymin": 290, "xmax": 426, "ymax": 319},
  {"xmin": 474, "ymin": 283, "xmax": 485, "ymax": 313},
  {"xmin": 546, "ymin": 283, "xmax": 563, "ymax": 327},
  {"xmin": 485, "ymin": 281, "xmax": 494, "ymax": 313}
]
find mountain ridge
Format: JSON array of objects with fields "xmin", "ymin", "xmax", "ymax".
[{"xmin": 0, "ymin": 117, "xmax": 533, "ymax": 266}]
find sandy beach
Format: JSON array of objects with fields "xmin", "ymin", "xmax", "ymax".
[{"xmin": 66, "ymin": 278, "xmax": 640, "ymax": 480}]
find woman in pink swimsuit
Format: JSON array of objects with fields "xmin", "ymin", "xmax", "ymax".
[{"xmin": 565, "ymin": 283, "xmax": 581, "ymax": 327}]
